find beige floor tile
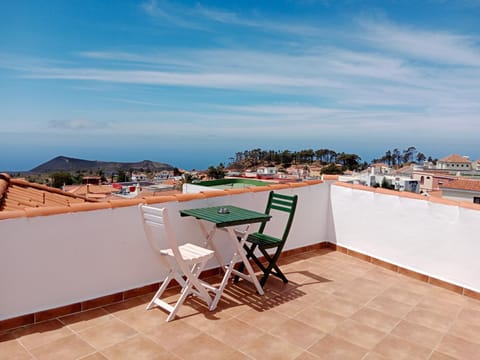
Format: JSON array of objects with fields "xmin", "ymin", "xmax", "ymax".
[
  {"xmin": 14, "ymin": 319, "xmax": 74, "ymax": 350},
  {"xmin": 390, "ymin": 319, "xmax": 444, "ymax": 349},
  {"xmin": 404, "ymin": 307, "xmax": 454, "ymax": 333},
  {"xmin": 428, "ymin": 351, "xmax": 458, "ymax": 360},
  {"xmin": 235, "ymin": 307, "xmax": 290, "ymax": 331},
  {"xmin": 269, "ymin": 292, "xmax": 322, "ymax": 317},
  {"xmin": 228, "ymin": 350, "xmax": 257, "ymax": 360},
  {"xmin": 269, "ymin": 318, "xmax": 326, "ymax": 349},
  {"xmin": 331, "ymin": 287, "xmax": 380, "ymax": 305},
  {"xmin": 436, "ymin": 334, "xmax": 480, "ymax": 359},
  {"xmin": 374, "ymin": 334, "xmax": 431, "ymax": 360},
  {"xmin": 78, "ymin": 353, "xmax": 108, "ymax": 360},
  {"xmin": 361, "ymin": 352, "xmax": 390, "ymax": 360},
  {"xmin": 78, "ymin": 317, "xmax": 137, "ymax": 350},
  {"xmin": 101, "ymin": 334, "xmax": 171, "ymax": 360},
  {"xmin": 361, "ymin": 267, "xmax": 403, "ymax": 285},
  {"xmin": 293, "ymin": 351, "xmax": 320, "ymax": 360},
  {"xmin": 366, "ymin": 295, "xmax": 414, "ymax": 318},
  {"xmin": 463, "ymin": 297, "xmax": 480, "ymax": 312},
  {"xmin": 426, "ymin": 287, "xmax": 471, "ymax": 306},
  {"xmin": 314, "ymin": 294, "xmax": 363, "ymax": 317},
  {"xmin": 379, "ymin": 286, "xmax": 425, "ymax": 306},
  {"xmin": 59, "ymin": 308, "xmax": 112, "ymax": 332},
  {"xmin": 240, "ymin": 332, "xmax": 304, "ymax": 360},
  {"xmin": 179, "ymin": 308, "xmax": 231, "ymax": 333},
  {"xmin": 29, "ymin": 334, "xmax": 95, "ymax": 360},
  {"xmin": 447, "ymin": 319, "xmax": 480, "ymax": 344},
  {"xmin": 103, "ymin": 296, "xmax": 147, "ymax": 316},
  {"xmin": 296, "ymin": 307, "xmax": 346, "ymax": 333},
  {"xmin": 331, "ymin": 319, "xmax": 386, "ymax": 350},
  {"xmin": 0, "ymin": 335, "xmax": 32, "ymax": 360},
  {"xmin": 416, "ymin": 297, "xmax": 462, "ymax": 319},
  {"xmin": 456, "ymin": 307, "xmax": 480, "ymax": 325},
  {"xmin": 307, "ymin": 335, "xmax": 368, "ymax": 359},
  {"xmin": 144, "ymin": 320, "xmax": 206, "ymax": 351},
  {"xmin": 171, "ymin": 333, "xmax": 236, "ymax": 360},
  {"xmin": 114, "ymin": 306, "xmax": 170, "ymax": 332},
  {"xmin": 395, "ymin": 278, "xmax": 432, "ymax": 295},
  {"xmin": 350, "ymin": 307, "xmax": 401, "ymax": 333},
  {"xmin": 206, "ymin": 317, "xmax": 266, "ymax": 349}
]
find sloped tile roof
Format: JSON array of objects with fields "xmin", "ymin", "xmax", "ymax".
[
  {"xmin": 439, "ymin": 154, "xmax": 471, "ymax": 163},
  {"xmin": 0, "ymin": 173, "xmax": 96, "ymax": 212},
  {"xmin": 439, "ymin": 178, "xmax": 480, "ymax": 191}
]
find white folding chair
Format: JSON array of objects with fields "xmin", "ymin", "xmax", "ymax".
[{"xmin": 140, "ymin": 204, "xmax": 216, "ymax": 322}]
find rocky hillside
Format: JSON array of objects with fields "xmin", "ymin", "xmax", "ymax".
[{"xmin": 29, "ymin": 156, "xmax": 174, "ymax": 174}]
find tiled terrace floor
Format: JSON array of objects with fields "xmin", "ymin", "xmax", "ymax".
[{"xmin": 1, "ymin": 249, "xmax": 480, "ymax": 360}]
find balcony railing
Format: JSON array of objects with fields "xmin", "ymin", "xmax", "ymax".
[{"xmin": 1, "ymin": 180, "xmax": 479, "ymax": 331}]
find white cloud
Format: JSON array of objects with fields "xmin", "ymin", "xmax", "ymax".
[
  {"xmin": 48, "ymin": 119, "xmax": 108, "ymax": 130},
  {"xmin": 359, "ymin": 20, "xmax": 480, "ymax": 66},
  {"xmin": 141, "ymin": 0, "xmax": 321, "ymax": 36}
]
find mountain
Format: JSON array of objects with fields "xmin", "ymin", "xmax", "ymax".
[{"xmin": 29, "ymin": 156, "xmax": 174, "ymax": 174}]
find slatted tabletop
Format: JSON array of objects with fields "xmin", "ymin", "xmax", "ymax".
[{"xmin": 180, "ymin": 205, "xmax": 271, "ymax": 228}]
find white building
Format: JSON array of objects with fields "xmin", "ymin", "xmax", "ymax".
[{"xmin": 436, "ymin": 154, "xmax": 472, "ymax": 171}]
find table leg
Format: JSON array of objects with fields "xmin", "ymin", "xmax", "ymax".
[
  {"xmin": 226, "ymin": 227, "xmax": 265, "ymax": 295},
  {"xmin": 195, "ymin": 220, "xmax": 225, "ymax": 271}
]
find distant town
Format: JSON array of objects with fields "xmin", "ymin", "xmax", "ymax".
[{"xmin": 3, "ymin": 147, "xmax": 480, "ymax": 206}]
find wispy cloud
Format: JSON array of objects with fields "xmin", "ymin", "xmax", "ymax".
[
  {"xmin": 359, "ymin": 19, "xmax": 480, "ymax": 66},
  {"xmin": 48, "ymin": 119, "xmax": 109, "ymax": 130},
  {"xmin": 141, "ymin": 0, "xmax": 321, "ymax": 36}
]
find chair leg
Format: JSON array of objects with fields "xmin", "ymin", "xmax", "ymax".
[
  {"xmin": 184, "ymin": 259, "xmax": 213, "ymax": 307},
  {"xmin": 234, "ymin": 243, "xmax": 259, "ymax": 283},
  {"xmin": 146, "ymin": 269, "xmax": 176, "ymax": 310},
  {"xmin": 166, "ymin": 279, "xmax": 195, "ymax": 322},
  {"xmin": 258, "ymin": 247, "xmax": 288, "ymax": 287}
]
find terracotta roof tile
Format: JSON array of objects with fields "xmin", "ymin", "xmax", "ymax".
[
  {"xmin": 0, "ymin": 173, "xmax": 96, "ymax": 212},
  {"xmin": 439, "ymin": 178, "xmax": 480, "ymax": 191},
  {"xmin": 439, "ymin": 154, "xmax": 471, "ymax": 163}
]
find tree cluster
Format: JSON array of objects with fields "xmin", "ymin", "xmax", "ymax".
[
  {"xmin": 371, "ymin": 146, "xmax": 436, "ymax": 167},
  {"xmin": 229, "ymin": 148, "xmax": 365, "ymax": 173}
]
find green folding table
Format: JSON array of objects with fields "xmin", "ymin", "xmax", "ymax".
[{"xmin": 180, "ymin": 205, "xmax": 271, "ymax": 310}]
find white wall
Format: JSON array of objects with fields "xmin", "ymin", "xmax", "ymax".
[
  {"xmin": 441, "ymin": 189, "xmax": 477, "ymax": 203},
  {"xmin": 4, "ymin": 181, "xmax": 479, "ymax": 321},
  {"xmin": 330, "ymin": 184, "xmax": 480, "ymax": 292},
  {"xmin": 0, "ymin": 184, "xmax": 328, "ymax": 321}
]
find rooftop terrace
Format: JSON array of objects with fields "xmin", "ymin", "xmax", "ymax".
[
  {"xmin": 1, "ymin": 179, "xmax": 480, "ymax": 359},
  {"xmin": 1, "ymin": 249, "xmax": 479, "ymax": 359}
]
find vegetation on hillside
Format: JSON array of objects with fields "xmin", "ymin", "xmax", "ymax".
[
  {"xmin": 227, "ymin": 148, "xmax": 366, "ymax": 174},
  {"xmin": 227, "ymin": 146, "xmax": 436, "ymax": 175}
]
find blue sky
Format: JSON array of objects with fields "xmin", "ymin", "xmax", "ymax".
[{"xmin": 1, "ymin": 0, "xmax": 480, "ymax": 171}]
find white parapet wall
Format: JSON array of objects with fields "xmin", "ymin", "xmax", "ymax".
[
  {"xmin": 330, "ymin": 183, "xmax": 480, "ymax": 293},
  {"xmin": 0, "ymin": 183, "xmax": 330, "ymax": 321}
]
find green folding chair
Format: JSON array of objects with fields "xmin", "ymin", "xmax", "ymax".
[{"xmin": 235, "ymin": 191, "xmax": 298, "ymax": 287}]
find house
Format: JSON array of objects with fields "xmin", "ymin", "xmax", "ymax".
[
  {"xmin": 370, "ymin": 163, "xmax": 392, "ymax": 175},
  {"xmin": 439, "ymin": 178, "xmax": 480, "ymax": 204},
  {"xmin": 285, "ymin": 165, "xmax": 309, "ymax": 179},
  {"xmin": 473, "ymin": 159, "xmax": 480, "ymax": 171},
  {"xmin": 256, "ymin": 165, "xmax": 277, "ymax": 176},
  {"xmin": 153, "ymin": 170, "xmax": 174, "ymax": 181},
  {"xmin": 436, "ymin": 154, "xmax": 472, "ymax": 171},
  {"xmin": 412, "ymin": 171, "xmax": 456, "ymax": 192},
  {"xmin": 131, "ymin": 173, "xmax": 148, "ymax": 182}
]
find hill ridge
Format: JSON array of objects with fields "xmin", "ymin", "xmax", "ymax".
[{"xmin": 30, "ymin": 156, "xmax": 174, "ymax": 174}]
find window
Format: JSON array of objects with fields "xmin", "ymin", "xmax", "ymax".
[{"xmin": 474, "ymin": 197, "xmax": 480, "ymax": 204}]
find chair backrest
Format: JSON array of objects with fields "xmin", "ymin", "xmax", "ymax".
[
  {"xmin": 258, "ymin": 191, "xmax": 298, "ymax": 242},
  {"xmin": 139, "ymin": 204, "xmax": 184, "ymax": 263}
]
